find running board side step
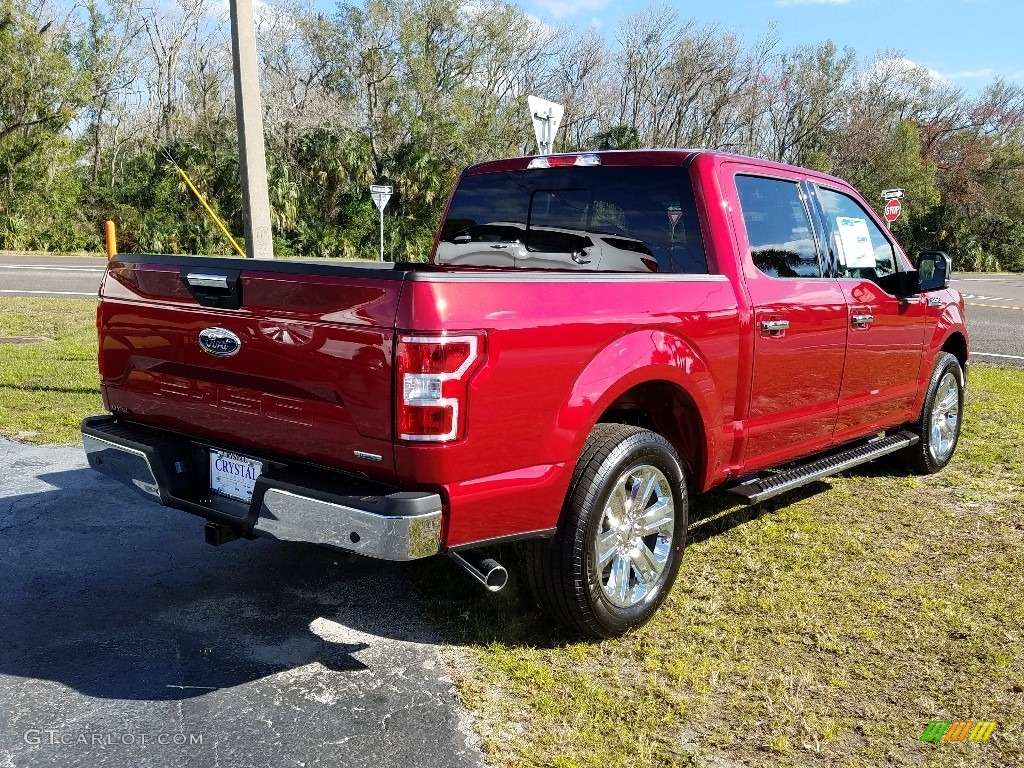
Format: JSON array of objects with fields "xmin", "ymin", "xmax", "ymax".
[{"xmin": 725, "ymin": 430, "xmax": 919, "ymax": 505}]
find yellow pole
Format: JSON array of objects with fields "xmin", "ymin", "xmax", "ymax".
[
  {"xmin": 104, "ymin": 220, "xmax": 117, "ymax": 259},
  {"xmin": 175, "ymin": 167, "xmax": 246, "ymax": 257}
]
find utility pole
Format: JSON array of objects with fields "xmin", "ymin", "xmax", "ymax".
[{"xmin": 229, "ymin": 0, "xmax": 273, "ymax": 259}]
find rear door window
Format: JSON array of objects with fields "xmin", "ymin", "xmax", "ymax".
[
  {"xmin": 735, "ymin": 175, "xmax": 822, "ymax": 278},
  {"xmin": 436, "ymin": 165, "xmax": 707, "ymax": 273}
]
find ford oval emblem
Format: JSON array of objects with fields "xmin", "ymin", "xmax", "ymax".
[{"xmin": 198, "ymin": 327, "xmax": 242, "ymax": 357}]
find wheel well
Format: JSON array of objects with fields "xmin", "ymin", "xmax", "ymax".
[
  {"xmin": 597, "ymin": 380, "xmax": 705, "ymax": 485},
  {"xmin": 941, "ymin": 332, "xmax": 968, "ymax": 370}
]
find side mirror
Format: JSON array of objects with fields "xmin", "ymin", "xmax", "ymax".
[{"xmin": 916, "ymin": 250, "xmax": 951, "ymax": 292}]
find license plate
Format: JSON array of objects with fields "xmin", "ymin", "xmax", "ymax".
[{"xmin": 209, "ymin": 449, "xmax": 263, "ymax": 503}]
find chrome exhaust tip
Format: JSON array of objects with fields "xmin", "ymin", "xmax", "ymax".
[{"xmin": 449, "ymin": 548, "xmax": 508, "ymax": 592}]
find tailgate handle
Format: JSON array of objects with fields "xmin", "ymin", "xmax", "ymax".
[
  {"xmin": 186, "ymin": 273, "xmax": 230, "ymax": 290},
  {"xmin": 180, "ymin": 267, "xmax": 243, "ymax": 309}
]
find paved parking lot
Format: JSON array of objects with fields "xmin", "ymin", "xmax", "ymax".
[{"xmin": 0, "ymin": 439, "xmax": 483, "ymax": 768}]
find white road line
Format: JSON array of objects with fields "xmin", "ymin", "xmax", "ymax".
[
  {"xmin": 972, "ymin": 352, "xmax": 1024, "ymax": 361},
  {"xmin": 0, "ymin": 264, "xmax": 104, "ymax": 272},
  {"xmin": 961, "ymin": 294, "xmax": 1018, "ymax": 302},
  {"xmin": 0, "ymin": 289, "xmax": 96, "ymax": 296},
  {"xmin": 952, "ymin": 277, "xmax": 1021, "ymax": 281}
]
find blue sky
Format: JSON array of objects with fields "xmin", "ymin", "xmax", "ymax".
[{"xmin": 517, "ymin": 0, "xmax": 1023, "ymax": 92}]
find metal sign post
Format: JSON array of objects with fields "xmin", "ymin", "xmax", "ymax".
[
  {"xmin": 229, "ymin": 0, "xmax": 274, "ymax": 259},
  {"xmin": 528, "ymin": 96, "xmax": 564, "ymax": 155},
  {"xmin": 370, "ymin": 184, "xmax": 393, "ymax": 261}
]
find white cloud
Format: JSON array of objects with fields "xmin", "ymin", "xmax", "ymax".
[
  {"xmin": 531, "ymin": 0, "xmax": 611, "ymax": 20},
  {"xmin": 874, "ymin": 56, "xmax": 943, "ymax": 82},
  {"xmin": 775, "ymin": 0, "xmax": 851, "ymax": 6},
  {"xmin": 940, "ymin": 67, "xmax": 995, "ymax": 80},
  {"xmin": 524, "ymin": 11, "xmax": 558, "ymax": 37},
  {"xmin": 871, "ymin": 57, "xmax": 1003, "ymax": 88}
]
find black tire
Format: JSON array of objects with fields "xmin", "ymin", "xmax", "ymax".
[
  {"xmin": 904, "ymin": 351, "xmax": 965, "ymax": 474},
  {"xmin": 525, "ymin": 424, "xmax": 688, "ymax": 639}
]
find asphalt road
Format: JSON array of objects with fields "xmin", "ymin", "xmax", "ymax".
[
  {"xmin": 0, "ymin": 439, "xmax": 484, "ymax": 768},
  {"xmin": 0, "ymin": 255, "xmax": 106, "ymax": 298},
  {"xmin": 1, "ymin": 255, "xmax": 1021, "ymax": 366},
  {"xmin": 950, "ymin": 274, "xmax": 1024, "ymax": 367}
]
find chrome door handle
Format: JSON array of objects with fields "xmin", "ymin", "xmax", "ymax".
[
  {"xmin": 851, "ymin": 314, "xmax": 874, "ymax": 327},
  {"xmin": 489, "ymin": 243, "xmax": 509, "ymax": 249},
  {"xmin": 760, "ymin": 319, "xmax": 790, "ymax": 333}
]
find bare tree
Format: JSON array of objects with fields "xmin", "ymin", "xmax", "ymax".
[
  {"xmin": 139, "ymin": 0, "xmax": 209, "ymax": 142},
  {"xmin": 546, "ymin": 28, "xmax": 613, "ymax": 151}
]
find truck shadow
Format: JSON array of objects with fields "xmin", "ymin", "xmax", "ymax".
[
  {"xmin": 685, "ymin": 483, "xmax": 832, "ymax": 545},
  {"xmin": 408, "ymin": 480, "xmax": 855, "ymax": 648},
  {"xmin": 0, "ymin": 453, "xmax": 919, "ymax": 678},
  {"xmin": 0, "ymin": 464, "xmax": 451, "ymax": 701}
]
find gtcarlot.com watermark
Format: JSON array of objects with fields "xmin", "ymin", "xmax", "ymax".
[{"xmin": 25, "ymin": 729, "xmax": 203, "ymax": 747}]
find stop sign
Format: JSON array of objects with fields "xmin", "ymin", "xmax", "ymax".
[{"xmin": 884, "ymin": 198, "xmax": 902, "ymax": 223}]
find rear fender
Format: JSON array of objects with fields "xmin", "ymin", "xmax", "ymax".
[{"xmin": 557, "ymin": 329, "xmax": 720, "ymax": 488}]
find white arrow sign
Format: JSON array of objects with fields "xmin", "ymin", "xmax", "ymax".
[
  {"xmin": 882, "ymin": 188, "xmax": 905, "ymax": 200},
  {"xmin": 528, "ymin": 95, "xmax": 564, "ymax": 155},
  {"xmin": 370, "ymin": 184, "xmax": 392, "ymax": 213},
  {"xmin": 370, "ymin": 184, "xmax": 393, "ymax": 260}
]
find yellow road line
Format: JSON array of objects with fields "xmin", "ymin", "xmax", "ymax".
[{"xmin": 966, "ymin": 302, "xmax": 1024, "ymax": 311}]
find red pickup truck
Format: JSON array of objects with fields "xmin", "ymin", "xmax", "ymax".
[{"xmin": 83, "ymin": 150, "xmax": 968, "ymax": 638}]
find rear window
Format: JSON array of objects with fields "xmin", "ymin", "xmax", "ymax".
[{"xmin": 435, "ymin": 166, "xmax": 707, "ymax": 273}]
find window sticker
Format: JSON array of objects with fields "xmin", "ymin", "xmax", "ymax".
[{"xmin": 836, "ymin": 216, "xmax": 875, "ymax": 268}]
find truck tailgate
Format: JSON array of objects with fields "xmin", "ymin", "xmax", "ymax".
[{"xmin": 98, "ymin": 255, "xmax": 406, "ymax": 481}]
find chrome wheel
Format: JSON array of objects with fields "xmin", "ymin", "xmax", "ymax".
[
  {"xmin": 928, "ymin": 371, "xmax": 960, "ymax": 463},
  {"xmin": 593, "ymin": 464, "xmax": 675, "ymax": 609}
]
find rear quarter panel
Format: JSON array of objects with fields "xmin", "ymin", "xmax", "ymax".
[{"xmin": 395, "ymin": 274, "xmax": 741, "ymax": 547}]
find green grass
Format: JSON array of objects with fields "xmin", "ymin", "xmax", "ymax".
[
  {"xmin": 0, "ymin": 296, "xmax": 1020, "ymax": 766},
  {"xmin": 418, "ymin": 365, "xmax": 1024, "ymax": 768},
  {"xmin": 0, "ymin": 298, "xmax": 102, "ymax": 443}
]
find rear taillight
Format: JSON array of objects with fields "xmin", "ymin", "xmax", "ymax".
[
  {"xmin": 95, "ymin": 302, "xmax": 104, "ymax": 378},
  {"xmin": 396, "ymin": 333, "xmax": 485, "ymax": 442}
]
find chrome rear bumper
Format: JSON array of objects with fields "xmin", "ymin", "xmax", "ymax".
[
  {"xmin": 256, "ymin": 488, "xmax": 441, "ymax": 560},
  {"xmin": 82, "ymin": 416, "xmax": 442, "ymax": 561}
]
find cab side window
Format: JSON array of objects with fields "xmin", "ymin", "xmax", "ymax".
[
  {"xmin": 736, "ymin": 175, "xmax": 821, "ymax": 278},
  {"xmin": 815, "ymin": 187, "xmax": 897, "ymax": 285}
]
